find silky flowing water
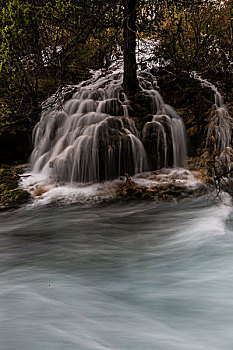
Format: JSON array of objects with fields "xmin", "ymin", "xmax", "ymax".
[
  {"xmin": 1, "ymin": 196, "xmax": 233, "ymax": 350},
  {"xmin": 2, "ymin": 41, "xmax": 232, "ymax": 349}
]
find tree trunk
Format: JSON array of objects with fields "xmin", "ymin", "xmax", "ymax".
[{"xmin": 123, "ymin": 0, "xmax": 140, "ymax": 97}]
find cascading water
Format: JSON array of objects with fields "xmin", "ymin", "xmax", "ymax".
[
  {"xmin": 30, "ymin": 43, "xmax": 187, "ymax": 184},
  {"xmin": 191, "ymin": 72, "xmax": 233, "ymax": 177},
  {"xmin": 31, "ymin": 69, "xmax": 147, "ymax": 183},
  {"xmin": 191, "ymin": 72, "xmax": 233, "ymax": 157},
  {"xmin": 141, "ymin": 89, "xmax": 187, "ymax": 169}
]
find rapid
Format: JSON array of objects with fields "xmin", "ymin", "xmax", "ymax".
[{"xmin": 0, "ymin": 196, "xmax": 233, "ymax": 350}]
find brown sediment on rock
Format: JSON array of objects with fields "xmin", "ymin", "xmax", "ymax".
[
  {"xmin": 119, "ymin": 172, "xmax": 205, "ymax": 201},
  {"xmin": 188, "ymin": 156, "xmax": 214, "ymax": 182}
]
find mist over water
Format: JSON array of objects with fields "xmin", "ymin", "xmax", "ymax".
[{"xmin": 1, "ymin": 197, "xmax": 233, "ymax": 350}]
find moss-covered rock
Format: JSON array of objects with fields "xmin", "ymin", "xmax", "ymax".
[
  {"xmin": 119, "ymin": 173, "xmax": 204, "ymax": 201},
  {"xmin": 0, "ymin": 165, "xmax": 30, "ymax": 209}
]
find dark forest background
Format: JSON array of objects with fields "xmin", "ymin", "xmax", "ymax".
[{"xmin": 0, "ymin": 0, "xmax": 232, "ymax": 164}]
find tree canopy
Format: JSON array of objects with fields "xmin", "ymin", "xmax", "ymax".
[{"xmin": 0, "ymin": 0, "xmax": 232, "ymax": 123}]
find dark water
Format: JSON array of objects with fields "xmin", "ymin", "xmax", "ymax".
[{"xmin": 0, "ymin": 197, "xmax": 233, "ymax": 350}]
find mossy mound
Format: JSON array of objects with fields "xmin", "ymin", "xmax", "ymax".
[
  {"xmin": 119, "ymin": 173, "xmax": 204, "ymax": 201},
  {"xmin": 0, "ymin": 165, "xmax": 30, "ymax": 209}
]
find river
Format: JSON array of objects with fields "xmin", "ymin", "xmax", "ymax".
[{"xmin": 0, "ymin": 196, "xmax": 233, "ymax": 349}]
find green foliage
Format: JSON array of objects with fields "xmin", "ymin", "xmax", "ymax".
[
  {"xmin": 157, "ymin": 0, "xmax": 233, "ymax": 77},
  {"xmin": 0, "ymin": 0, "xmax": 232, "ymax": 129},
  {"xmin": 0, "ymin": 0, "xmax": 120, "ymax": 124}
]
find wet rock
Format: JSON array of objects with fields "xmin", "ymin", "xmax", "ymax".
[
  {"xmin": 119, "ymin": 173, "xmax": 204, "ymax": 201},
  {"xmin": 0, "ymin": 165, "xmax": 30, "ymax": 209}
]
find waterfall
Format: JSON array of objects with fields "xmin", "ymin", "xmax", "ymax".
[
  {"xmin": 191, "ymin": 72, "xmax": 233, "ymax": 156},
  {"xmin": 142, "ymin": 90, "xmax": 187, "ymax": 169},
  {"xmin": 30, "ymin": 47, "xmax": 187, "ymax": 183},
  {"xmin": 31, "ymin": 67, "xmax": 148, "ymax": 183}
]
